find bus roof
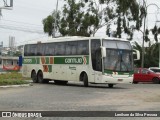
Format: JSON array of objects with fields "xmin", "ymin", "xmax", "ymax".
[{"xmin": 25, "ymin": 36, "xmax": 129, "ymax": 45}]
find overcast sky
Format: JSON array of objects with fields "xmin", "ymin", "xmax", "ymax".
[
  {"xmin": 0, "ymin": 0, "xmax": 64, "ymax": 47},
  {"xmin": 0, "ymin": 0, "xmax": 160, "ymax": 47}
]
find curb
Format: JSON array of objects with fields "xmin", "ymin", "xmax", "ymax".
[{"xmin": 0, "ymin": 83, "xmax": 32, "ymax": 88}]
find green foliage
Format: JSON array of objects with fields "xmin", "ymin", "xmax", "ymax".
[
  {"xmin": 42, "ymin": 10, "xmax": 60, "ymax": 36},
  {"xmin": 58, "ymin": 0, "xmax": 101, "ymax": 36},
  {"xmin": 13, "ymin": 51, "xmax": 22, "ymax": 56},
  {"xmin": 113, "ymin": 0, "xmax": 145, "ymax": 39},
  {"xmin": 0, "ymin": 72, "xmax": 29, "ymax": 86},
  {"xmin": 42, "ymin": 0, "xmax": 145, "ymax": 38},
  {"xmin": 144, "ymin": 43, "xmax": 159, "ymax": 68},
  {"xmin": 132, "ymin": 41, "xmax": 159, "ymax": 68},
  {"xmin": 43, "ymin": 15, "xmax": 54, "ymax": 36},
  {"xmin": 152, "ymin": 25, "xmax": 160, "ymax": 42}
]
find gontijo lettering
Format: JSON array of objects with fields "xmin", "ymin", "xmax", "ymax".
[{"xmin": 65, "ymin": 58, "xmax": 82, "ymax": 64}]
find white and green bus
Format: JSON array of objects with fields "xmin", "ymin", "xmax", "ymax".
[{"xmin": 22, "ymin": 36, "xmax": 139, "ymax": 88}]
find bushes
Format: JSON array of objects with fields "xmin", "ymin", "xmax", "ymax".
[{"xmin": 0, "ymin": 72, "xmax": 29, "ymax": 86}]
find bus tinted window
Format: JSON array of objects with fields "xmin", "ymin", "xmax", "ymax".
[
  {"xmin": 55, "ymin": 42, "xmax": 66, "ymax": 55},
  {"xmin": 28, "ymin": 44, "xmax": 37, "ymax": 56},
  {"xmin": 24, "ymin": 40, "xmax": 89, "ymax": 56},
  {"xmin": 45, "ymin": 43, "xmax": 55, "ymax": 56},
  {"xmin": 66, "ymin": 41, "xmax": 77, "ymax": 55},
  {"xmin": 37, "ymin": 43, "xmax": 46, "ymax": 56},
  {"xmin": 77, "ymin": 40, "xmax": 89, "ymax": 55}
]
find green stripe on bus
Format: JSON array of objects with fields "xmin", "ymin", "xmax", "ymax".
[
  {"xmin": 37, "ymin": 58, "xmax": 40, "ymax": 64},
  {"xmin": 54, "ymin": 57, "xmax": 84, "ymax": 64},
  {"xmin": 23, "ymin": 58, "xmax": 38, "ymax": 64},
  {"xmin": 48, "ymin": 65, "xmax": 52, "ymax": 72},
  {"xmin": 23, "ymin": 56, "xmax": 89, "ymax": 65},
  {"xmin": 45, "ymin": 57, "xmax": 49, "ymax": 64},
  {"xmin": 104, "ymin": 69, "xmax": 134, "ymax": 75}
]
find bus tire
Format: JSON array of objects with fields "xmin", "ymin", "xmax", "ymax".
[
  {"xmin": 83, "ymin": 73, "xmax": 88, "ymax": 87},
  {"xmin": 37, "ymin": 71, "xmax": 44, "ymax": 83},
  {"xmin": 31, "ymin": 70, "xmax": 38, "ymax": 83},
  {"xmin": 108, "ymin": 84, "xmax": 114, "ymax": 88}
]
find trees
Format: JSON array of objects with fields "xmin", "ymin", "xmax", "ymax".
[
  {"xmin": 43, "ymin": 0, "xmax": 100, "ymax": 37},
  {"xmin": 42, "ymin": 0, "xmax": 145, "ymax": 38},
  {"xmin": 43, "ymin": 10, "xmax": 60, "ymax": 36},
  {"xmin": 144, "ymin": 42, "xmax": 159, "ymax": 68},
  {"xmin": 152, "ymin": 25, "xmax": 160, "ymax": 42},
  {"xmin": 112, "ymin": 0, "xmax": 145, "ymax": 39},
  {"xmin": 133, "ymin": 41, "xmax": 159, "ymax": 67}
]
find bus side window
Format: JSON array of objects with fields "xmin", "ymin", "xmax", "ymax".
[
  {"xmin": 37, "ymin": 44, "xmax": 45, "ymax": 56},
  {"xmin": 77, "ymin": 40, "xmax": 89, "ymax": 55},
  {"xmin": 29, "ymin": 44, "xmax": 37, "ymax": 56},
  {"xmin": 66, "ymin": 42, "xmax": 71, "ymax": 55},
  {"xmin": 45, "ymin": 43, "xmax": 55, "ymax": 56},
  {"xmin": 55, "ymin": 42, "xmax": 66, "ymax": 55},
  {"xmin": 66, "ymin": 41, "xmax": 77, "ymax": 55}
]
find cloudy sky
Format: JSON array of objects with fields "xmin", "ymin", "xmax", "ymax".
[
  {"xmin": 0, "ymin": 0, "xmax": 64, "ymax": 47},
  {"xmin": 0, "ymin": 0, "xmax": 160, "ymax": 47}
]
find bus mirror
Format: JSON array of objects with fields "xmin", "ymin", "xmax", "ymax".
[
  {"xmin": 101, "ymin": 46, "xmax": 106, "ymax": 57},
  {"xmin": 133, "ymin": 49, "xmax": 140, "ymax": 61}
]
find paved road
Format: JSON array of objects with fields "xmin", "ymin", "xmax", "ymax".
[{"xmin": 0, "ymin": 81, "xmax": 160, "ymax": 120}]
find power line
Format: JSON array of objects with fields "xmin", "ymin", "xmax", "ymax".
[
  {"xmin": 0, "ymin": 22, "xmax": 43, "ymax": 30},
  {"xmin": 0, "ymin": 24, "xmax": 44, "ymax": 34},
  {"xmin": 0, "ymin": 18, "xmax": 43, "ymax": 27}
]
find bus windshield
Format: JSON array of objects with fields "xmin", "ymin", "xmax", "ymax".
[{"xmin": 103, "ymin": 40, "xmax": 133, "ymax": 72}]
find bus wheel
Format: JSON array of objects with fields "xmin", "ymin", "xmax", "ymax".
[
  {"xmin": 37, "ymin": 71, "xmax": 44, "ymax": 83},
  {"xmin": 108, "ymin": 84, "xmax": 114, "ymax": 88},
  {"xmin": 31, "ymin": 71, "xmax": 38, "ymax": 83},
  {"xmin": 83, "ymin": 73, "xmax": 88, "ymax": 87}
]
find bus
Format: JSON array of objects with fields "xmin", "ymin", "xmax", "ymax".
[{"xmin": 22, "ymin": 36, "xmax": 140, "ymax": 88}]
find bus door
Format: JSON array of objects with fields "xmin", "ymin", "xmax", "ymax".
[
  {"xmin": 94, "ymin": 49, "xmax": 102, "ymax": 83},
  {"xmin": 91, "ymin": 39, "xmax": 102, "ymax": 83}
]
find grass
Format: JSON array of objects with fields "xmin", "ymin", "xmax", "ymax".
[{"xmin": 0, "ymin": 72, "xmax": 29, "ymax": 86}]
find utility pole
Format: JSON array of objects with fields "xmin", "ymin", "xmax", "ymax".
[{"xmin": 52, "ymin": 0, "xmax": 59, "ymax": 38}]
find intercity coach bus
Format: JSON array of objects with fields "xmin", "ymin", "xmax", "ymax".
[{"xmin": 22, "ymin": 36, "xmax": 140, "ymax": 88}]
